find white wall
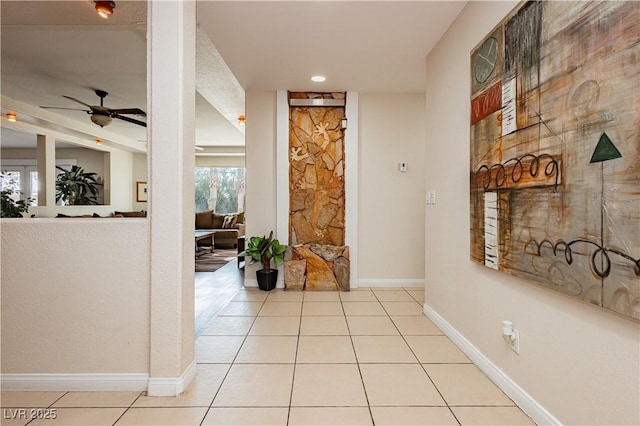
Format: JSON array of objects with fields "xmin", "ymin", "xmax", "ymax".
[
  {"xmin": 424, "ymin": 2, "xmax": 640, "ymax": 425},
  {"xmin": 0, "ymin": 2, "xmax": 193, "ymax": 396},
  {"xmin": 1, "ymin": 220, "xmax": 150, "ymax": 376},
  {"xmin": 55, "ymin": 147, "xmax": 106, "ymax": 180},
  {"xmin": 244, "ymin": 90, "xmax": 277, "ymax": 283},
  {"xmin": 244, "ymin": 91, "xmax": 426, "ymax": 287},
  {"xmin": 359, "ymin": 93, "xmax": 425, "ymax": 284},
  {"xmin": 132, "ymin": 152, "xmax": 148, "ymax": 212},
  {"xmin": 108, "ymin": 149, "xmax": 133, "ymax": 210}
]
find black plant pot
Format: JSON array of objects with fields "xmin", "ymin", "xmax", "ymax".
[{"xmin": 256, "ymin": 269, "xmax": 278, "ymax": 291}]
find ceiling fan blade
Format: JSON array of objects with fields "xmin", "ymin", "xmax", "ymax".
[
  {"xmin": 62, "ymin": 95, "xmax": 93, "ymax": 109},
  {"xmin": 113, "ymin": 113, "xmax": 147, "ymax": 127},
  {"xmin": 40, "ymin": 106, "xmax": 90, "ymax": 112},
  {"xmin": 109, "ymin": 108, "xmax": 146, "ymax": 116}
]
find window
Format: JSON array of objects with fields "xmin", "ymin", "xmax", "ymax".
[
  {"xmin": 195, "ymin": 167, "xmax": 245, "ymax": 214},
  {"xmin": 1, "ymin": 159, "xmax": 76, "ymax": 206},
  {"xmin": 0, "ymin": 166, "xmax": 37, "ymax": 204},
  {"xmin": 0, "ymin": 171, "xmax": 22, "ymax": 202}
]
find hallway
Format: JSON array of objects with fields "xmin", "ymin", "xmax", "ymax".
[{"xmin": 0, "ymin": 287, "xmax": 535, "ymax": 425}]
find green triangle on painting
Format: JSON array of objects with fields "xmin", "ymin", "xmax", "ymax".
[{"xmin": 590, "ymin": 132, "xmax": 622, "ymax": 163}]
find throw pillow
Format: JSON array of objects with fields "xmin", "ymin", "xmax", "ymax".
[
  {"xmin": 195, "ymin": 210, "xmax": 213, "ymax": 228},
  {"xmin": 212, "ymin": 213, "xmax": 225, "ymax": 228},
  {"xmin": 236, "ymin": 211, "xmax": 245, "ymax": 224},
  {"xmin": 222, "ymin": 214, "xmax": 237, "ymax": 229}
]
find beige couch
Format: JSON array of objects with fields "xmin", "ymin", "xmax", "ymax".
[{"xmin": 195, "ymin": 210, "xmax": 245, "ymax": 248}]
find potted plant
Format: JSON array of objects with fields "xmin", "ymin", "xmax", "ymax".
[
  {"xmin": 1, "ymin": 172, "xmax": 34, "ymax": 217},
  {"xmin": 239, "ymin": 230, "xmax": 287, "ymax": 291},
  {"xmin": 55, "ymin": 165, "xmax": 103, "ymax": 205}
]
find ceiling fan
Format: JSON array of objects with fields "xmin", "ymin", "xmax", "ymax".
[{"xmin": 40, "ymin": 89, "xmax": 146, "ymax": 128}]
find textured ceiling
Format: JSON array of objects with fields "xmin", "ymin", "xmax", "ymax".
[
  {"xmin": 197, "ymin": 1, "xmax": 467, "ymax": 92},
  {"xmin": 1, "ymin": 1, "xmax": 467, "ymax": 151}
]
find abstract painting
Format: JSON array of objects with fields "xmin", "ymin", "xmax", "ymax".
[{"xmin": 470, "ymin": 1, "xmax": 639, "ymax": 320}]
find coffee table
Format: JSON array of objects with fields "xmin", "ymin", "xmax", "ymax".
[{"xmin": 195, "ymin": 230, "xmax": 215, "ymax": 257}]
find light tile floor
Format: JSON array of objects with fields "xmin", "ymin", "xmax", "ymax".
[{"xmin": 1, "ymin": 288, "xmax": 536, "ymax": 426}]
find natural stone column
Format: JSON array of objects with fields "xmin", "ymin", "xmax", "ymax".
[{"xmin": 285, "ymin": 244, "xmax": 350, "ymax": 291}]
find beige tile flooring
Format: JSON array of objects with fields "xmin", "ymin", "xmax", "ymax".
[{"xmin": 1, "ymin": 288, "xmax": 535, "ymax": 426}]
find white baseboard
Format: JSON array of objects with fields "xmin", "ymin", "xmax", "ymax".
[
  {"xmin": 244, "ymin": 278, "xmax": 423, "ymax": 290},
  {"xmin": 0, "ymin": 373, "xmax": 148, "ymax": 391},
  {"xmin": 358, "ymin": 279, "xmax": 424, "ymax": 288},
  {"xmin": 423, "ymin": 304, "xmax": 561, "ymax": 426},
  {"xmin": 147, "ymin": 360, "xmax": 196, "ymax": 396}
]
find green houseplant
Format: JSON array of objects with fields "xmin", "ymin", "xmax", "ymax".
[
  {"xmin": 55, "ymin": 165, "xmax": 102, "ymax": 205},
  {"xmin": 1, "ymin": 172, "xmax": 33, "ymax": 218},
  {"xmin": 239, "ymin": 230, "xmax": 287, "ymax": 291}
]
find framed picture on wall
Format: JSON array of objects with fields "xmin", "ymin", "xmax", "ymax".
[{"xmin": 136, "ymin": 181, "xmax": 148, "ymax": 202}]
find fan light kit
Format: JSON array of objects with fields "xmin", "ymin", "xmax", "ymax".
[
  {"xmin": 40, "ymin": 89, "xmax": 146, "ymax": 128},
  {"xmin": 91, "ymin": 113, "xmax": 112, "ymax": 127},
  {"xmin": 6, "ymin": 112, "xmax": 17, "ymax": 122},
  {"xmin": 95, "ymin": 1, "xmax": 115, "ymax": 19}
]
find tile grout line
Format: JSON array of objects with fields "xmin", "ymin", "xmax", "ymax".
[
  {"xmin": 341, "ymin": 290, "xmax": 377, "ymax": 426},
  {"xmin": 373, "ymin": 288, "xmax": 462, "ymax": 425},
  {"xmin": 111, "ymin": 390, "xmax": 146, "ymax": 425},
  {"xmin": 285, "ymin": 305, "xmax": 304, "ymax": 426},
  {"xmin": 198, "ymin": 296, "xmax": 266, "ymax": 425}
]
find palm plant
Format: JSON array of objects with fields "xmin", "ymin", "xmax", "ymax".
[{"xmin": 55, "ymin": 165, "xmax": 102, "ymax": 205}]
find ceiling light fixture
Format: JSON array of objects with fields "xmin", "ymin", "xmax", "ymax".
[
  {"xmin": 311, "ymin": 75, "xmax": 326, "ymax": 83},
  {"xmin": 238, "ymin": 114, "xmax": 246, "ymax": 125},
  {"xmin": 90, "ymin": 113, "xmax": 112, "ymax": 127},
  {"xmin": 6, "ymin": 112, "xmax": 17, "ymax": 122},
  {"xmin": 94, "ymin": 1, "xmax": 115, "ymax": 19}
]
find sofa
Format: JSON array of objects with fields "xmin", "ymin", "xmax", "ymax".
[
  {"xmin": 195, "ymin": 210, "xmax": 245, "ymax": 248},
  {"xmin": 55, "ymin": 210, "xmax": 147, "ymax": 218}
]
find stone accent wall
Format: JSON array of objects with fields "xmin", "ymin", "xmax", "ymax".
[
  {"xmin": 284, "ymin": 244, "xmax": 350, "ymax": 291},
  {"xmin": 289, "ymin": 92, "xmax": 346, "ymax": 246},
  {"xmin": 286, "ymin": 92, "xmax": 350, "ymax": 291}
]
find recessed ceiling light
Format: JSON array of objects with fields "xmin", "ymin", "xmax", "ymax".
[{"xmin": 311, "ymin": 75, "xmax": 326, "ymax": 83}]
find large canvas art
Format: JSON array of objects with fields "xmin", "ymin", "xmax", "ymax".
[{"xmin": 470, "ymin": 1, "xmax": 639, "ymax": 320}]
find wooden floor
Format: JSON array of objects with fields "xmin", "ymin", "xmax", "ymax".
[{"xmin": 194, "ymin": 260, "xmax": 244, "ymax": 338}]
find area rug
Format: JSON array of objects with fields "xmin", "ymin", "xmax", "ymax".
[{"xmin": 195, "ymin": 248, "xmax": 238, "ymax": 272}]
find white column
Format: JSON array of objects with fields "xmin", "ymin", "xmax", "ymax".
[
  {"xmin": 147, "ymin": 0, "xmax": 196, "ymax": 396},
  {"xmin": 276, "ymin": 91, "xmax": 289, "ymax": 246},
  {"xmin": 344, "ymin": 92, "xmax": 359, "ymax": 287},
  {"xmin": 244, "ymin": 90, "xmax": 278, "ymax": 288},
  {"xmin": 36, "ymin": 133, "xmax": 55, "ymax": 206}
]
